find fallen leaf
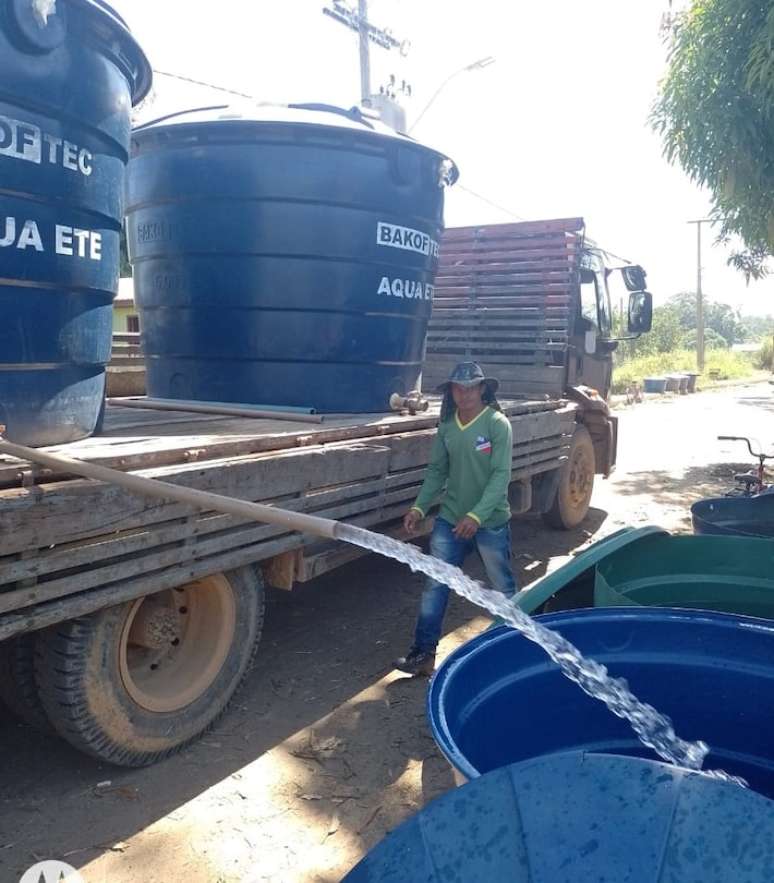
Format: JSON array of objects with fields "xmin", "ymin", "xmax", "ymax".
[{"xmin": 321, "ymin": 812, "xmax": 340, "ymax": 842}]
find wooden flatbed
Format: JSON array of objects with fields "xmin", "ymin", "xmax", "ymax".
[{"xmin": 0, "ymin": 398, "xmax": 576, "ymax": 642}]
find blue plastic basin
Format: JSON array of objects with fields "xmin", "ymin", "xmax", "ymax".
[
  {"xmin": 692, "ymin": 493, "xmax": 774, "ymax": 538},
  {"xmin": 428, "ymin": 608, "xmax": 774, "ymax": 797},
  {"xmin": 343, "ymin": 752, "xmax": 774, "ymax": 883},
  {"xmin": 643, "ymin": 377, "xmax": 667, "ymax": 393}
]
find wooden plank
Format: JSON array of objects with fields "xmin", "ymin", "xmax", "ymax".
[
  {"xmin": 0, "ymin": 443, "xmax": 395, "ymax": 554},
  {"xmin": 0, "ymin": 408, "xmax": 567, "ymax": 562},
  {"xmin": 0, "ymin": 439, "xmax": 568, "ymax": 618},
  {"xmin": 0, "ymin": 483, "xmax": 425, "ymax": 615},
  {"xmin": 0, "ymin": 412, "xmax": 569, "ymax": 590},
  {"xmin": 428, "ymin": 296, "xmax": 571, "ymax": 309},
  {"xmin": 436, "ymin": 267, "xmax": 574, "ymax": 281},
  {"xmin": 0, "ymin": 499, "xmax": 426, "ymax": 642},
  {"xmin": 442, "ymin": 218, "xmax": 584, "ymax": 240},
  {"xmin": 427, "ymin": 340, "xmax": 567, "ymax": 352},
  {"xmin": 0, "ymin": 464, "xmax": 430, "ymax": 586},
  {"xmin": 0, "ymin": 398, "xmax": 563, "ymax": 491},
  {"xmin": 434, "ymin": 281, "xmax": 572, "ymax": 294},
  {"xmin": 437, "ymin": 255, "xmax": 577, "ymax": 271}
]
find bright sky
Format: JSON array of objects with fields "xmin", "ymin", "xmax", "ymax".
[{"xmin": 113, "ymin": 0, "xmax": 774, "ymax": 316}]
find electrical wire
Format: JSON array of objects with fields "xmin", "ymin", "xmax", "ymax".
[
  {"xmin": 456, "ymin": 184, "xmax": 634, "ymax": 264},
  {"xmin": 456, "ymin": 184, "xmax": 527, "ymax": 221},
  {"xmin": 152, "ymin": 69, "xmax": 255, "ymax": 100},
  {"xmin": 147, "ymin": 70, "xmax": 634, "ymax": 265}
]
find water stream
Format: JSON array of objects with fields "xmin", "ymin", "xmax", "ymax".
[{"xmin": 337, "ymin": 523, "xmax": 745, "ymax": 785}]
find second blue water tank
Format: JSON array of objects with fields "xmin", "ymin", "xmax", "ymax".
[
  {"xmin": 126, "ymin": 104, "xmax": 457, "ymax": 413},
  {"xmin": 0, "ymin": 0, "xmax": 150, "ymax": 445}
]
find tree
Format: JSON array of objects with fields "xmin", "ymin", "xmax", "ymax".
[
  {"xmin": 616, "ymin": 302, "xmax": 683, "ymax": 360},
  {"xmin": 120, "ymin": 228, "xmax": 132, "ymax": 278},
  {"xmin": 667, "ymin": 292, "xmax": 745, "ymax": 345},
  {"xmin": 680, "ymin": 328, "xmax": 729, "ymax": 350},
  {"xmin": 742, "ymin": 313, "xmax": 774, "ymax": 341},
  {"xmin": 653, "ymin": 1, "xmax": 774, "ymax": 280}
]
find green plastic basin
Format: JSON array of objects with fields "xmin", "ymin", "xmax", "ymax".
[{"xmin": 515, "ymin": 527, "xmax": 774, "ymax": 620}]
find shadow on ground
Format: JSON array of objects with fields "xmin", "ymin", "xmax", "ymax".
[{"xmin": 612, "ymin": 463, "xmax": 753, "ymax": 510}]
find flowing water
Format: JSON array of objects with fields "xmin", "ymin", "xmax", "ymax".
[{"xmin": 337, "ymin": 524, "xmax": 745, "ymax": 785}]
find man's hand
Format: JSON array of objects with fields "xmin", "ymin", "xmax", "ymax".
[
  {"xmin": 404, "ymin": 508, "xmax": 422, "ymax": 536},
  {"xmin": 453, "ymin": 516, "xmax": 479, "ymax": 540}
]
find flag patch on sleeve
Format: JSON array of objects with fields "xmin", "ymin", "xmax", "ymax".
[{"xmin": 475, "ymin": 436, "xmax": 492, "ymax": 453}]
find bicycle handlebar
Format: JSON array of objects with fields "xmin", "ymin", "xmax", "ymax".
[{"xmin": 717, "ymin": 435, "xmax": 774, "ymax": 460}]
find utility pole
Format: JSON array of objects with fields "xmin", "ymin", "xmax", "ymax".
[
  {"xmin": 687, "ymin": 219, "xmax": 710, "ymax": 372},
  {"xmin": 322, "ymin": 1, "xmax": 409, "ymax": 107},
  {"xmin": 357, "ymin": 0, "xmax": 371, "ymax": 105}
]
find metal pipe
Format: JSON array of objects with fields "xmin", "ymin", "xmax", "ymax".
[
  {"xmin": 0, "ymin": 437, "xmax": 341, "ymax": 541},
  {"xmin": 108, "ymin": 397, "xmax": 323, "ymax": 424}
]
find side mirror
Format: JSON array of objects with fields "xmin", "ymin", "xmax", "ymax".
[
  {"xmin": 628, "ymin": 291, "xmax": 653, "ymax": 335},
  {"xmin": 622, "ymin": 265, "xmax": 647, "ymax": 292}
]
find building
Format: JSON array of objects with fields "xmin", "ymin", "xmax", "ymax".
[{"xmin": 113, "ymin": 276, "xmax": 140, "ymax": 334}]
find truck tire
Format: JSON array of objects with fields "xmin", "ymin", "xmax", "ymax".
[
  {"xmin": 542, "ymin": 426, "xmax": 595, "ymax": 530},
  {"xmin": 35, "ymin": 566, "xmax": 265, "ymax": 767},
  {"xmin": 0, "ymin": 634, "xmax": 52, "ymax": 731}
]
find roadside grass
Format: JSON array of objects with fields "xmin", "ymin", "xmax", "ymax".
[{"xmin": 612, "ymin": 349, "xmax": 759, "ymax": 394}]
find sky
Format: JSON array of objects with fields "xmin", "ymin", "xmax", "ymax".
[{"xmin": 113, "ymin": 0, "xmax": 774, "ymax": 317}]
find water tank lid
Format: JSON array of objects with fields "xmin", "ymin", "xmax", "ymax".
[
  {"xmin": 133, "ymin": 103, "xmax": 458, "ymax": 178},
  {"xmin": 73, "ymin": 0, "xmax": 152, "ymax": 104}
]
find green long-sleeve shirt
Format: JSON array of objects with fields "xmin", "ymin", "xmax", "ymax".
[{"xmin": 412, "ymin": 406, "xmax": 512, "ymax": 529}]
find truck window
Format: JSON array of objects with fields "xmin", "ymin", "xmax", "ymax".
[
  {"xmin": 580, "ymin": 270, "xmax": 599, "ymax": 328},
  {"xmin": 596, "ymin": 276, "xmax": 613, "ymax": 336}
]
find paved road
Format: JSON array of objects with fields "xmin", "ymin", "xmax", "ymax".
[{"xmin": 0, "ymin": 382, "xmax": 771, "ymax": 883}]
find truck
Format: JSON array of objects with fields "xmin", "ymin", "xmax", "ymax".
[{"xmin": 0, "ymin": 216, "xmax": 651, "ymax": 766}]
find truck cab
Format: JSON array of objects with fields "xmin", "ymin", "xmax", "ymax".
[{"xmin": 570, "ymin": 244, "xmax": 652, "ymax": 398}]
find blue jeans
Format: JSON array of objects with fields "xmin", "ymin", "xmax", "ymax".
[{"xmin": 414, "ymin": 518, "xmax": 518, "ymax": 653}]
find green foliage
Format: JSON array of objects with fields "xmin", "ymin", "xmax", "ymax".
[
  {"xmin": 616, "ymin": 292, "xmax": 745, "ymax": 364},
  {"xmin": 120, "ymin": 228, "xmax": 132, "ymax": 278},
  {"xmin": 667, "ymin": 292, "xmax": 745, "ymax": 345},
  {"xmin": 653, "ymin": 1, "xmax": 774, "ymax": 278},
  {"xmin": 743, "ymin": 313, "xmax": 774, "ymax": 340},
  {"xmin": 681, "ymin": 328, "xmax": 729, "ymax": 349},
  {"xmin": 612, "ymin": 349, "xmax": 757, "ymax": 394}
]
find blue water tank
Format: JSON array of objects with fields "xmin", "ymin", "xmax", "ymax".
[
  {"xmin": 429, "ymin": 608, "xmax": 774, "ymax": 798},
  {"xmin": 0, "ymin": 0, "xmax": 151, "ymax": 446},
  {"xmin": 126, "ymin": 104, "xmax": 457, "ymax": 413},
  {"xmin": 692, "ymin": 493, "xmax": 774, "ymax": 538},
  {"xmin": 344, "ymin": 753, "xmax": 774, "ymax": 883}
]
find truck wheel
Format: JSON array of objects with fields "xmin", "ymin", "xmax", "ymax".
[
  {"xmin": 542, "ymin": 426, "xmax": 595, "ymax": 530},
  {"xmin": 35, "ymin": 566, "xmax": 265, "ymax": 767},
  {"xmin": 0, "ymin": 634, "xmax": 52, "ymax": 731}
]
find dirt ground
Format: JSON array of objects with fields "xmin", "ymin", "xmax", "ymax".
[{"xmin": 0, "ymin": 381, "xmax": 771, "ymax": 883}]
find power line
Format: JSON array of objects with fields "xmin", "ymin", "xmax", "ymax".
[
  {"xmin": 152, "ymin": 69, "xmax": 255, "ymax": 100},
  {"xmin": 455, "ymin": 184, "xmax": 637, "ymax": 267},
  {"xmin": 145, "ymin": 74, "xmax": 634, "ymax": 268},
  {"xmin": 456, "ymin": 184, "xmax": 527, "ymax": 221}
]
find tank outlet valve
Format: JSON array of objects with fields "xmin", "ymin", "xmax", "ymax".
[{"xmin": 389, "ymin": 391, "xmax": 429, "ymax": 415}]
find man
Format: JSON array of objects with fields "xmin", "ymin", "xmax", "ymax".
[{"xmin": 394, "ymin": 362, "xmax": 517, "ymax": 676}]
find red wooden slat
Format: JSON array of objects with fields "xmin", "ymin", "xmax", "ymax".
[{"xmin": 442, "ymin": 218, "xmax": 585, "ymax": 240}]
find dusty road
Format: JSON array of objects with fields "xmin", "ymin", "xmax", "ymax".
[{"xmin": 0, "ymin": 382, "xmax": 771, "ymax": 883}]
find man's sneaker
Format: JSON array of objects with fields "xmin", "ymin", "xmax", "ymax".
[{"xmin": 393, "ymin": 647, "xmax": 436, "ymax": 677}]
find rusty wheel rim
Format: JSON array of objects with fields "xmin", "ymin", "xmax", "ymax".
[
  {"xmin": 567, "ymin": 444, "xmax": 594, "ymax": 512},
  {"xmin": 119, "ymin": 574, "xmax": 237, "ymax": 713}
]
